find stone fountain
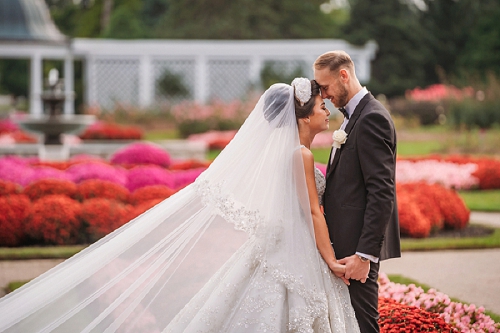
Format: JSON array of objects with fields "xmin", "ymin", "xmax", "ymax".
[{"xmin": 14, "ymin": 69, "xmax": 95, "ymax": 161}]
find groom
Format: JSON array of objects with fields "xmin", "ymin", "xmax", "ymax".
[{"xmin": 314, "ymin": 51, "xmax": 401, "ymax": 333}]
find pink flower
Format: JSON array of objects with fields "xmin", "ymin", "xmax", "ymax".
[
  {"xmin": 66, "ymin": 162, "xmax": 128, "ymax": 187},
  {"xmin": 110, "ymin": 142, "xmax": 171, "ymax": 167}
]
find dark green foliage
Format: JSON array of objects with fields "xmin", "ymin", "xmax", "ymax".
[
  {"xmin": 260, "ymin": 61, "xmax": 306, "ymax": 90},
  {"xmin": 158, "ymin": 70, "xmax": 190, "ymax": 98},
  {"xmin": 101, "ymin": 3, "xmax": 146, "ymax": 39},
  {"xmin": 0, "ymin": 59, "xmax": 29, "ymax": 98}
]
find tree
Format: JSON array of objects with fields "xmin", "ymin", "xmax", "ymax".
[
  {"xmin": 155, "ymin": 0, "xmax": 340, "ymax": 39},
  {"xmin": 101, "ymin": 1, "xmax": 147, "ymax": 39},
  {"xmin": 342, "ymin": 0, "xmax": 433, "ymax": 97}
]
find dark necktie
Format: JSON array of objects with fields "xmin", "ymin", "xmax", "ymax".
[{"xmin": 339, "ymin": 107, "xmax": 349, "ymax": 119}]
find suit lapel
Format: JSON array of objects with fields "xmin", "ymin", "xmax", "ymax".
[{"xmin": 326, "ymin": 93, "xmax": 373, "ymax": 180}]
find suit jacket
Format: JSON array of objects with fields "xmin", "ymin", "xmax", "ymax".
[{"xmin": 324, "ymin": 93, "xmax": 401, "ymax": 261}]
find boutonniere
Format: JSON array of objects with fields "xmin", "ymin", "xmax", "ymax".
[{"xmin": 332, "ymin": 129, "xmax": 348, "ymax": 148}]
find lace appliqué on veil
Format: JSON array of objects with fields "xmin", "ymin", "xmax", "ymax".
[{"xmin": 194, "ymin": 178, "xmax": 262, "ymax": 235}]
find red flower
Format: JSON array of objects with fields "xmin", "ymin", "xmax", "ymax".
[
  {"xmin": 130, "ymin": 185, "xmax": 174, "ymax": 205},
  {"xmin": 128, "ymin": 198, "xmax": 163, "ymax": 220},
  {"xmin": 397, "ymin": 186, "xmax": 431, "ymax": 238},
  {"xmin": 76, "ymin": 179, "xmax": 130, "ymax": 203},
  {"xmin": 23, "ymin": 179, "xmax": 77, "ymax": 201},
  {"xmin": 0, "ymin": 180, "xmax": 22, "ymax": 196},
  {"xmin": 80, "ymin": 198, "xmax": 132, "ymax": 242},
  {"xmin": 169, "ymin": 159, "xmax": 211, "ymax": 170},
  {"xmin": 0, "ymin": 194, "xmax": 31, "ymax": 246},
  {"xmin": 378, "ymin": 298, "xmax": 456, "ymax": 332},
  {"xmin": 27, "ymin": 195, "xmax": 82, "ymax": 245}
]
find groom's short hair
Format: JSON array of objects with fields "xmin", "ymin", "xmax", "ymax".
[{"xmin": 314, "ymin": 51, "xmax": 355, "ymax": 76}]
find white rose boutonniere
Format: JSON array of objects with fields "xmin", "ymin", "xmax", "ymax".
[{"xmin": 332, "ymin": 129, "xmax": 348, "ymax": 148}]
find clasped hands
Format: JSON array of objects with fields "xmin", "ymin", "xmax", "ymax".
[{"xmin": 329, "ymin": 254, "xmax": 370, "ymax": 285}]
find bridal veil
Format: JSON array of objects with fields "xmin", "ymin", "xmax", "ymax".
[{"xmin": 0, "ymin": 84, "xmax": 358, "ymax": 332}]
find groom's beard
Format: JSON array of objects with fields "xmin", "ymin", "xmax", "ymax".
[{"xmin": 336, "ymin": 83, "xmax": 349, "ymax": 108}]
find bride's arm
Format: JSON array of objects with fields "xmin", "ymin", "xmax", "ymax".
[{"xmin": 300, "ymin": 148, "xmax": 348, "ymax": 284}]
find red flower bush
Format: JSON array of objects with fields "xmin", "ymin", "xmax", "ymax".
[
  {"xmin": 0, "ymin": 180, "xmax": 22, "ymax": 196},
  {"xmin": 128, "ymin": 198, "xmax": 163, "ymax": 220},
  {"xmin": 398, "ymin": 183, "xmax": 444, "ymax": 230},
  {"xmin": 79, "ymin": 122, "xmax": 143, "ymax": 140},
  {"xmin": 80, "ymin": 198, "xmax": 132, "ymax": 242},
  {"xmin": 110, "ymin": 142, "xmax": 171, "ymax": 168},
  {"xmin": 397, "ymin": 188, "xmax": 432, "ymax": 238},
  {"xmin": 130, "ymin": 185, "xmax": 174, "ymax": 205},
  {"xmin": 23, "ymin": 179, "xmax": 77, "ymax": 201},
  {"xmin": 378, "ymin": 297, "xmax": 456, "ymax": 332},
  {"xmin": 76, "ymin": 179, "xmax": 130, "ymax": 203},
  {"xmin": 429, "ymin": 184, "xmax": 470, "ymax": 229},
  {"xmin": 27, "ymin": 195, "xmax": 82, "ymax": 245},
  {"xmin": 169, "ymin": 159, "xmax": 211, "ymax": 170},
  {"xmin": 474, "ymin": 158, "xmax": 500, "ymax": 190},
  {"xmin": 0, "ymin": 194, "xmax": 31, "ymax": 246}
]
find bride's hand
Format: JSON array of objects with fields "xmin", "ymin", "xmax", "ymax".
[{"xmin": 329, "ymin": 261, "xmax": 350, "ymax": 285}]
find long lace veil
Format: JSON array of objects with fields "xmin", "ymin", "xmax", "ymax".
[{"xmin": 0, "ymin": 84, "xmax": 334, "ymax": 332}]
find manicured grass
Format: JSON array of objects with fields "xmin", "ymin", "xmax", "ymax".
[
  {"xmin": 396, "ymin": 141, "xmax": 443, "ymax": 156},
  {"xmin": 311, "ymin": 148, "xmax": 331, "ymax": 165},
  {"xmin": 0, "ymin": 245, "xmax": 86, "ymax": 260},
  {"xmin": 459, "ymin": 190, "xmax": 500, "ymax": 212},
  {"xmin": 401, "ymin": 227, "xmax": 500, "ymax": 251},
  {"xmin": 387, "ymin": 274, "xmax": 500, "ymax": 323},
  {"xmin": 143, "ymin": 129, "xmax": 180, "ymax": 141},
  {"xmin": 6, "ymin": 280, "xmax": 28, "ymax": 293}
]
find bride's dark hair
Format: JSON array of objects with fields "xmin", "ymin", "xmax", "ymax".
[{"xmin": 294, "ymin": 79, "xmax": 321, "ymax": 119}]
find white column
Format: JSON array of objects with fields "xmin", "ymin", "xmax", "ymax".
[
  {"xmin": 194, "ymin": 55, "xmax": 208, "ymax": 103},
  {"xmin": 64, "ymin": 54, "xmax": 75, "ymax": 114},
  {"xmin": 85, "ymin": 56, "xmax": 97, "ymax": 107},
  {"xmin": 249, "ymin": 56, "xmax": 262, "ymax": 90},
  {"xmin": 30, "ymin": 53, "xmax": 43, "ymax": 115},
  {"xmin": 138, "ymin": 55, "xmax": 152, "ymax": 107}
]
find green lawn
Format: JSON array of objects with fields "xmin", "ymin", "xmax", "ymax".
[
  {"xmin": 396, "ymin": 141, "xmax": 443, "ymax": 156},
  {"xmin": 459, "ymin": 190, "xmax": 500, "ymax": 212},
  {"xmin": 0, "ymin": 245, "xmax": 86, "ymax": 260}
]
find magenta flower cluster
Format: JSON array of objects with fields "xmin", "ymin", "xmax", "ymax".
[
  {"xmin": 379, "ymin": 273, "xmax": 500, "ymax": 333},
  {"xmin": 110, "ymin": 142, "xmax": 171, "ymax": 167}
]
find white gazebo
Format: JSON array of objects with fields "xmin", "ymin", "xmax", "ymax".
[{"xmin": 0, "ymin": 0, "xmax": 75, "ymax": 115}]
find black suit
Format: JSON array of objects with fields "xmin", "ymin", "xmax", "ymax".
[{"xmin": 324, "ymin": 93, "xmax": 401, "ymax": 333}]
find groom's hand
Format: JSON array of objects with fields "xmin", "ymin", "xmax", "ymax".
[{"xmin": 338, "ymin": 255, "xmax": 370, "ymax": 283}]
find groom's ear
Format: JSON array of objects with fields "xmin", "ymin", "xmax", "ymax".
[{"xmin": 339, "ymin": 68, "xmax": 350, "ymax": 82}]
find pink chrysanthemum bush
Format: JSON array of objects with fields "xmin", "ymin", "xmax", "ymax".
[
  {"xmin": 126, "ymin": 165, "xmax": 176, "ymax": 191},
  {"xmin": 379, "ymin": 273, "xmax": 500, "ymax": 333},
  {"xmin": 66, "ymin": 162, "xmax": 128, "ymax": 187},
  {"xmin": 110, "ymin": 142, "xmax": 171, "ymax": 168}
]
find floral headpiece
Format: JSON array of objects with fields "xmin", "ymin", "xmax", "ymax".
[{"xmin": 291, "ymin": 78, "xmax": 312, "ymax": 106}]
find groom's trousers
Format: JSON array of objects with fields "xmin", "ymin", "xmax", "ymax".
[{"xmin": 348, "ymin": 261, "xmax": 380, "ymax": 333}]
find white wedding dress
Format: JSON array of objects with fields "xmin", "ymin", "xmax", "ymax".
[{"xmin": 0, "ymin": 84, "xmax": 359, "ymax": 333}]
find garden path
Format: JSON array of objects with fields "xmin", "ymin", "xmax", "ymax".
[{"xmin": 1, "ymin": 212, "xmax": 499, "ymax": 316}]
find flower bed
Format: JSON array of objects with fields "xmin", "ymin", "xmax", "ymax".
[
  {"xmin": 80, "ymin": 198, "xmax": 131, "ymax": 242},
  {"xmin": 23, "ymin": 179, "xmax": 77, "ymax": 201},
  {"xmin": 110, "ymin": 142, "xmax": 171, "ymax": 167},
  {"xmin": 379, "ymin": 273, "xmax": 500, "ymax": 332},
  {"xmin": 79, "ymin": 121, "xmax": 143, "ymax": 140},
  {"xmin": 76, "ymin": 179, "xmax": 130, "ymax": 203},
  {"xmin": 0, "ymin": 194, "xmax": 31, "ymax": 246}
]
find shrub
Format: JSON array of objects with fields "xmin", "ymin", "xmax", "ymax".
[
  {"xmin": 0, "ymin": 180, "xmax": 22, "ymax": 196},
  {"xmin": 378, "ymin": 297, "xmax": 456, "ymax": 332},
  {"xmin": 171, "ymin": 168, "xmax": 206, "ymax": 190},
  {"xmin": 76, "ymin": 179, "xmax": 130, "ymax": 203},
  {"xmin": 169, "ymin": 159, "xmax": 211, "ymax": 171},
  {"xmin": 66, "ymin": 162, "xmax": 128, "ymax": 187},
  {"xmin": 27, "ymin": 195, "xmax": 82, "ymax": 245},
  {"xmin": 110, "ymin": 142, "xmax": 171, "ymax": 167},
  {"xmin": 128, "ymin": 198, "xmax": 163, "ymax": 220},
  {"xmin": 474, "ymin": 158, "xmax": 500, "ymax": 190},
  {"xmin": 428, "ymin": 184, "xmax": 470, "ymax": 229},
  {"xmin": 0, "ymin": 194, "xmax": 31, "ymax": 246},
  {"xmin": 79, "ymin": 121, "xmax": 143, "ymax": 140},
  {"xmin": 396, "ymin": 189, "xmax": 431, "ymax": 238},
  {"xmin": 398, "ymin": 183, "xmax": 444, "ymax": 230},
  {"xmin": 23, "ymin": 179, "xmax": 77, "ymax": 201},
  {"xmin": 80, "ymin": 198, "xmax": 131, "ymax": 242},
  {"xmin": 126, "ymin": 165, "xmax": 175, "ymax": 192},
  {"xmin": 130, "ymin": 185, "xmax": 175, "ymax": 205},
  {"xmin": 0, "ymin": 157, "xmax": 35, "ymax": 186},
  {"xmin": 24, "ymin": 166, "xmax": 74, "ymax": 185}
]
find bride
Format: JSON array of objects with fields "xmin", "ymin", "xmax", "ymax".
[{"xmin": 0, "ymin": 79, "xmax": 360, "ymax": 333}]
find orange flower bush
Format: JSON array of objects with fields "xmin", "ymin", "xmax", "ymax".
[
  {"xmin": 0, "ymin": 180, "xmax": 22, "ymax": 196},
  {"xmin": 129, "ymin": 185, "xmax": 175, "ymax": 205},
  {"xmin": 80, "ymin": 198, "xmax": 132, "ymax": 242},
  {"xmin": 27, "ymin": 195, "xmax": 82, "ymax": 245},
  {"xmin": 76, "ymin": 179, "xmax": 130, "ymax": 203},
  {"xmin": 378, "ymin": 297, "xmax": 456, "ymax": 332},
  {"xmin": 128, "ymin": 198, "xmax": 163, "ymax": 220},
  {"xmin": 23, "ymin": 179, "xmax": 78, "ymax": 201},
  {"xmin": 79, "ymin": 122, "xmax": 143, "ymax": 140},
  {"xmin": 397, "ymin": 190, "xmax": 432, "ymax": 238},
  {"xmin": 428, "ymin": 184, "xmax": 470, "ymax": 230},
  {"xmin": 0, "ymin": 194, "xmax": 31, "ymax": 246},
  {"xmin": 398, "ymin": 183, "xmax": 444, "ymax": 230},
  {"xmin": 169, "ymin": 159, "xmax": 211, "ymax": 170}
]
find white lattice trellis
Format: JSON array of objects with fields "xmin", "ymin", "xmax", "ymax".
[
  {"xmin": 208, "ymin": 59, "xmax": 251, "ymax": 101},
  {"xmin": 93, "ymin": 58, "xmax": 139, "ymax": 109},
  {"xmin": 153, "ymin": 59, "xmax": 196, "ymax": 104}
]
